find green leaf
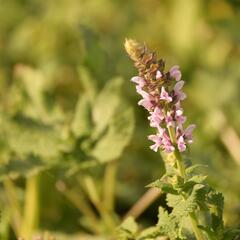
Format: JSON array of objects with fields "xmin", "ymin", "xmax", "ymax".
[
  {"xmin": 198, "ymin": 226, "xmax": 218, "ymax": 240},
  {"xmin": 166, "ymin": 194, "xmax": 182, "ymax": 208},
  {"xmin": 92, "ymin": 77, "xmax": 123, "ymax": 136},
  {"xmin": 117, "ymin": 217, "xmax": 138, "ymax": 240},
  {"xmin": 185, "ymin": 165, "xmax": 208, "ymax": 175},
  {"xmin": 0, "ymin": 114, "xmax": 65, "ymax": 158},
  {"xmin": 147, "ymin": 179, "xmax": 178, "ymax": 195},
  {"xmin": 0, "ymin": 155, "xmax": 46, "ymax": 180},
  {"xmin": 71, "ymin": 93, "xmax": 92, "ymax": 137},
  {"xmin": 223, "ymin": 228, "xmax": 240, "ymax": 240},
  {"xmin": 91, "ymin": 104, "xmax": 134, "ymax": 163},
  {"xmin": 157, "ymin": 207, "xmax": 183, "ymax": 240},
  {"xmin": 77, "ymin": 66, "xmax": 96, "ymax": 101},
  {"xmin": 137, "ymin": 226, "xmax": 162, "ymax": 240},
  {"xmin": 15, "ymin": 65, "xmax": 47, "ymax": 113},
  {"xmin": 182, "ymin": 174, "xmax": 207, "ymax": 192},
  {"xmin": 207, "ymin": 191, "xmax": 224, "ymax": 235},
  {"xmin": 171, "ymin": 184, "xmax": 204, "ymax": 218}
]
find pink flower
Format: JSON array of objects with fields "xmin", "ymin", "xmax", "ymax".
[
  {"xmin": 138, "ymin": 98, "xmax": 154, "ymax": 111},
  {"xmin": 136, "ymin": 85, "xmax": 148, "ymax": 98},
  {"xmin": 175, "ymin": 109, "xmax": 186, "ymax": 126},
  {"xmin": 183, "ymin": 124, "xmax": 196, "ymax": 144},
  {"xmin": 148, "ymin": 134, "xmax": 163, "ymax": 152},
  {"xmin": 164, "ymin": 143, "xmax": 175, "ymax": 153},
  {"xmin": 136, "ymin": 85, "xmax": 155, "ymax": 110},
  {"xmin": 174, "ymin": 81, "xmax": 186, "ymax": 101},
  {"xmin": 160, "ymin": 87, "xmax": 172, "ymax": 102},
  {"xmin": 129, "ymin": 55, "xmax": 195, "ymax": 154},
  {"xmin": 156, "ymin": 70, "xmax": 162, "ymax": 79},
  {"xmin": 131, "ymin": 76, "xmax": 146, "ymax": 87},
  {"xmin": 177, "ymin": 135, "xmax": 186, "ymax": 152},
  {"xmin": 170, "ymin": 65, "xmax": 181, "ymax": 81},
  {"xmin": 148, "ymin": 107, "xmax": 164, "ymax": 128},
  {"xmin": 165, "ymin": 111, "xmax": 174, "ymax": 127},
  {"xmin": 161, "ymin": 131, "xmax": 175, "ymax": 153}
]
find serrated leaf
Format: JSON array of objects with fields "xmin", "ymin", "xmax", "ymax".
[
  {"xmin": 147, "ymin": 179, "xmax": 178, "ymax": 195},
  {"xmin": 71, "ymin": 93, "xmax": 92, "ymax": 137},
  {"xmin": 207, "ymin": 191, "xmax": 224, "ymax": 234},
  {"xmin": 171, "ymin": 184, "xmax": 204, "ymax": 218},
  {"xmin": 166, "ymin": 194, "xmax": 183, "ymax": 208},
  {"xmin": 182, "ymin": 175, "xmax": 207, "ymax": 192},
  {"xmin": 157, "ymin": 207, "xmax": 182, "ymax": 240},
  {"xmin": 91, "ymin": 105, "xmax": 134, "ymax": 163},
  {"xmin": 137, "ymin": 226, "xmax": 162, "ymax": 240},
  {"xmin": 92, "ymin": 77, "xmax": 123, "ymax": 135}
]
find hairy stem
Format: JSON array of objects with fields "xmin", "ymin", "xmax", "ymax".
[{"xmin": 167, "ymin": 126, "xmax": 205, "ymax": 240}]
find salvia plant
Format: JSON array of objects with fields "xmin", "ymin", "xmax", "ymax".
[{"xmin": 117, "ymin": 39, "xmax": 240, "ymax": 240}]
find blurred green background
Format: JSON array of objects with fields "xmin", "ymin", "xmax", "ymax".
[{"xmin": 0, "ymin": 0, "xmax": 240, "ymax": 239}]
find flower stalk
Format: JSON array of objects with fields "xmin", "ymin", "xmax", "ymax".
[{"xmin": 124, "ymin": 39, "xmax": 205, "ymax": 240}]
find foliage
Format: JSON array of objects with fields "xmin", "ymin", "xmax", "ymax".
[{"xmin": 0, "ymin": 0, "xmax": 240, "ymax": 239}]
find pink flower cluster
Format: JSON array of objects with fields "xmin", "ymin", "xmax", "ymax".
[{"xmin": 131, "ymin": 65, "xmax": 195, "ymax": 153}]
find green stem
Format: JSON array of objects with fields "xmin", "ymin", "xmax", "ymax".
[
  {"xmin": 20, "ymin": 174, "xmax": 40, "ymax": 239},
  {"xmin": 56, "ymin": 180, "xmax": 100, "ymax": 234},
  {"xmin": 167, "ymin": 126, "xmax": 205, "ymax": 240},
  {"xmin": 3, "ymin": 178, "xmax": 22, "ymax": 236},
  {"xmin": 83, "ymin": 176, "xmax": 116, "ymax": 231},
  {"xmin": 103, "ymin": 161, "xmax": 117, "ymax": 212}
]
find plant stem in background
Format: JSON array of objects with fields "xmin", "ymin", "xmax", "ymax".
[
  {"xmin": 124, "ymin": 188, "xmax": 161, "ymax": 219},
  {"xmin": 3, "ymin": 178, "xmax": 22, "ymax": 236},
  {"xmin": 103, "ymin": 161, "xmax": 117, "ymax": 212},
  {"xmin": 83, "ymin": 176, "xmax": 116, "ymax": 232},
  {"xmin": 56, "ymin": 180, "xmax": 100, "ymax": 234},
  {"xmin": 20, "ymin": 174, "xmax": 40, "ymax": 239}
]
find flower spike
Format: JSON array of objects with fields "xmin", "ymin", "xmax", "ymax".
[{"xmin": 124, "ymin": 39, "xmax": 194, "ymax": 153}]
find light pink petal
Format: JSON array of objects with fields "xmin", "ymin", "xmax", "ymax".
[
  {"xmin": 184, "ymin": 124, "xmax": 196, "ymax": 143},
  {"xmin": 156, "ymin": 70, "xmax": 162, "ymax": 79},
  {"xmin": 148, "ymin": 134, "xmax": 163, "ymax": 152},
  {"xmin": 138, "ymin": 99, "xmax": 153, "ymax": 111},
  {"xmin": 131, "ymin": 76, "xmax": 146, "ymax": 87},
  {"xmin": 170, "ymin": 65, "xmax": 182, "ymax": 81},
  {"xmin": 174, "ymin": 81, "xmax": 186, "ymax": 101},
  {"xmin": 174, "ymin": 81, "xmax": 185, "ymax": 91},
  {"xmin": 165, "ymin": 111, "xmax": 174, "ymax": 127},
  {"xmin": 148, "ymin": 107, "xmax": 164, "ymax": 127},
  {"xmin": 184, "ymin": 124, "xmax": 196, "ymax": 136},
  {"xmin": 150, "ymin": 144, "xmax": 159, "ymax": 152},
  {"xmin": 160, "ymin": 86, "xmax": 172, "ymax": 102},
  {"xmin": 179, "ymin": 92, "xmax": 187, "ymax": 101},
  {"xmin": 175, "ymin": 109, "xmax": 186, "ymax": 125},
  {"xmin": 158, "ymin": 127, "xmax": 165, "ymax": 136},
  {"xmin": 177, "ymin": 135, "xmax": 186, "ymax": 152},
  {"xmin": 136, "ymin": 85, "xmax": 149, "ymax": 98},
  {"xmin": 175, "ymin": 101, "xmax": 181, "ymax": 110},
  {"xmin": 164, "ymin": 143, "xmax": 175, "ymax": 153},
  {"xmin": 148, "ymin": 134, "xmax": 159, "ymax": 142}
]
